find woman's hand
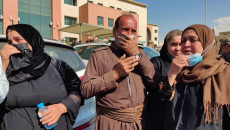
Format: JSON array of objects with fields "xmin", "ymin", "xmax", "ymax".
[
  {"xmin": 167, "ymin": 55, "xmax": 188, "ymax": 86},
  {"xmin": 40, "ymin": 103, "xmax": 67, "ymax": 126},
  {"xmin": 0, "ymin": 44, "xmax": 20, "ymax": 72}
]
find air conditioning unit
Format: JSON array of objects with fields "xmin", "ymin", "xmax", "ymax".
[{"xmin": 0, "ymin": 15, "xmax": 3, "ymax": 20}]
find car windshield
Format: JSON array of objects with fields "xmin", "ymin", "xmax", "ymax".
[
  {"xmin": 75, "ymin": 45, "xmax": 108, "ymax": 60},
  {"xmin": 0, "ymin": 41, "xmax": 85, "ymax": 72},
  {"xmin": 142, "ymin": 47, "xmax": 160, "ymax": 59},
  {"xmin": 44, "ymin": 45, "xmax": 85, "ymax": 72}
]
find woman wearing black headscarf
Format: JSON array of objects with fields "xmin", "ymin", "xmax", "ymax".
[
  {"xmin": 0, "ymin": 24, "xmax": 82, "ymax": 130},
  {"xmin": 147, "ymin": 29, "xmax": 182, "ymax": 130}
]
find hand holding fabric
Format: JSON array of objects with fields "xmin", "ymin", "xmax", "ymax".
[
  {"xmin": 118, "ymin": 34, "xmax": 140, "ymax": 56},
  {"xmin": 113, "ymin": 54, "xmax": 138, "ymax": 81},
  {"xmin": 40, "ymin": 103, "xmax": 67, "ymax": 126}
]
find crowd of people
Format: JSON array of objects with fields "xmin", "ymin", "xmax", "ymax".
[{"xmin": 0, "ymin": 12, "xmax": 229, "ymax": 130}]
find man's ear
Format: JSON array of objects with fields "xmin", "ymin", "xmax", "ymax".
[{"xmin": 113, "ymin": 28, "xmax": 117, "ymax": 37}]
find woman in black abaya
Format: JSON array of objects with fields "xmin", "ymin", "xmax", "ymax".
[
  {"xmin": 147, "ymin": 29, "xmax": 182, "ymax": 130},
  {"xmin": 0, "ymin": 24, "xmax": 82, "ymax": 130}
]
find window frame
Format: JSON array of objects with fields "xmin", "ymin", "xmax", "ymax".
[{"xmin": 97, "ymin": 16, "xmax": 104, "ymax": 26}]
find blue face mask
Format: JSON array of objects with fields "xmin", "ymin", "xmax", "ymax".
[
  {"xmin": 187, "ymin": 53, "xmax": 202, "ymax": 66},
  {"xmin": 117, "ymin": 35, "xmax": 134, "ymax": 43},
  {"xmin": 187, "ymin": 40, "xmax": 215, "ymax": 67}
]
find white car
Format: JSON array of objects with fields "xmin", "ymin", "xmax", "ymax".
[{"xmin": 0, "ymin": 36, "xmax": 96, "ymax": 130}]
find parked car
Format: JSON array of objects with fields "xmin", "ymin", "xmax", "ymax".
[
  {"xmin": 74, "ymin": 42, "xmax": 160, "ymax": 64},
  {"xmin": 74, "ymin": 42, "xmax": 111, "ymax": 65},
  {"xmin": 141, "ymin": 46, "xmax": 160, "ymax": 59},
  {"xmin": 0, "ymin": 35, "xmax": 96, "ymax": 130}
]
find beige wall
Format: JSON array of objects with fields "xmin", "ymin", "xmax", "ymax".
[
  {"xmin": 147, "ymin": 24, "xmax": 159, "ymax": 46},
  {"xmin": 61, "ymin": 0, "xmax": 80, "ymax": 41},
  {"xmin": 151, "ymin": 26, "xmax": 159, "ymax": 45},
  {"xmin": 88, "ymin": 0, "xmax": 147, "ymax": 43},
  {"xmin": 60, "ymin": 0, "xmax": 147, "ymax": 43},
  {"xmin": 79, "ymin": 3, "xmax": 139, "ymax": 43}
]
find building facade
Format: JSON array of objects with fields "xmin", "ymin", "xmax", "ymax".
[
  {"xmin": 215, "ymin": 31, "xmax": 230, "ymax": 53},
  {"xmin": 147, "ymin": 23, "xmax": 159, "ymax": 46},
  {"xmin": 0, "ymin": 0, "xmax": 158, "ymax": 46}
]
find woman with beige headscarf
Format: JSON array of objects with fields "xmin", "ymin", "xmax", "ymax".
[{"xmin": 164, "ymin": 24, "xmax": 230, "ymax": 130}]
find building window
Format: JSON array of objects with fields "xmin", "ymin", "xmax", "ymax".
[
  {"xmin": 155, "ymin": 37, "xmax": 157, "ymax": 41},
  {"xmin": 108, "ymin": 18, "xmax": 113, "ymax": 28},
  {"xmin": 97, "ymin": 16, "xmax": 103, "ymax": 26},
  {"xmin": 64, "ymin": 16, "xmax": 76, "ymax": 25},
  {"xmin": 110, "ymin": 6, "xmax": 114, "ymax": 9},
  {"xmin": 98, "ymin": 3, "xmax": 103, "ymax": 6},
  {"xmin": 117, "ymin": 8, "xmax": 122, "ymax": 10},
  {"xmin": 155, "ymin": 30, "xmax": 157, "ymax": 33},
  {"xmin": 18, "ymin": 0, "xmax": 51, "ymax": 38},
  {"xmin": 88, "ymin": 0, "xmax": 93, "ymax": 3},
  {"xmin": 64, "ymin": 0, "xmax": 77, "ymax": 6}
]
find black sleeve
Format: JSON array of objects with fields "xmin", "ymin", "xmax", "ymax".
[
  {"xmin": 221, "ymin": 54, "xmax": 230, "ymax": 63},
  {"xmin": 52, "ymin": 59, "xmax": 82, "ymax": 124}
]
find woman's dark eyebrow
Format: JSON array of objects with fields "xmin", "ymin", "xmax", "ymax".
[{"xmin": 12, "ymin": 36, "xmax": 22, "ymax": 39}]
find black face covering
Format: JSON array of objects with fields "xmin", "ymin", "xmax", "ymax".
[
  {"xmin": 6, "ymin": 24, "xmax": 51, "ymax": 85},
  {"xmin": 8, "ymin": 43, "xmax": 32, "ymax": 71},
  {"xmin": 10, "ymin": 42, "xmax": 32, "ymax": 57}
]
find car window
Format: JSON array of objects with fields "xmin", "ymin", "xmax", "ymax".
[
  {"xmin": 75, "ymin": 45, "xmax": 107, "ymax": 60},
  {"xmin": 143, "ymin": 47, "xmax": 160, "ymax": 59},
  {"xmin": 75, "ymin": 46, "xmax": 87, "ymax": 55},
  {"xmin": 0, "ymin": 42, "xmax": 7, "ymax": 49},
  {"xmin": 44, "ymin": 45, "xmax": 85, "ymax": 72}
]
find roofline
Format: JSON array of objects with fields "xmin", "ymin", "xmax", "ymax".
[
  {"xmin": 58, "ymin": 22, "xmax": 113, "ymax": 31},
  {"xmin": 219, "ymin": 31, "xmax": 230, "ymax": 35},
  {"xmin": 148, "ymin": 23, "xmax": 158, "ymax": 27},
  {"xmin": 73, "ymin": 42, "xmax": 111, "ymax": 48},
  {"xmin": 118, "ymin": 0, "xmax": 148, "ymax": 7}
]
